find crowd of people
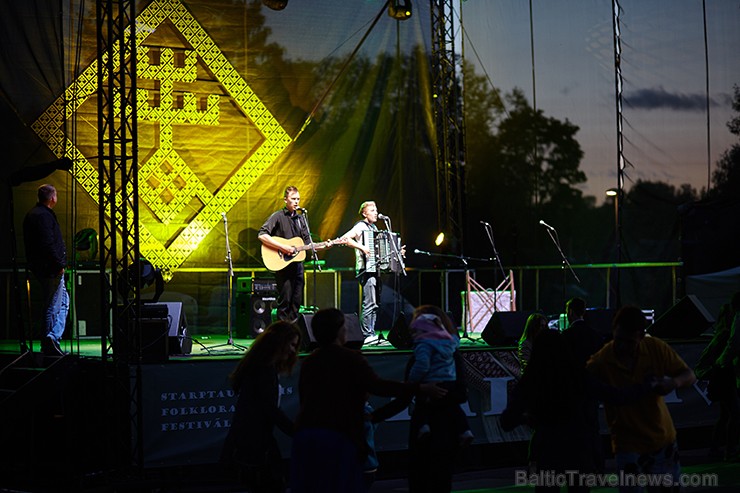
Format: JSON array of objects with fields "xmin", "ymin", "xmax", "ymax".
[{"xmin": 219, "ymin": 292, "xmax": 740, "ymax": 493}]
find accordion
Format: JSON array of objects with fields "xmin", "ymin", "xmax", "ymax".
[{"xmin": 362, "ymin": 230, "xmax": 403, "ymax": 274}]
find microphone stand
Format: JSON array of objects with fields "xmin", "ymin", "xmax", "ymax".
[
  {"xmin": 203, "ymin": 213, "xmax": 246, "ymax": 352},
  {"xmin": 482, "ymin": 222, "xmax": 507, "ymax": 314},
  {"xmin": 542, "ymin": 224, "xmax": 580, "ymax": 309},
  {"xmin": 300, "ymin": 210, "xmax": 320, "ymax": 311},
  {"xmin": 381, "ymin": 216, "xmax": 406, "ymax": 277}
]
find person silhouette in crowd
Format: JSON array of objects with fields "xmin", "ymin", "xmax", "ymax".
[
  {"xmin": 220, "ymin": 321, "xmax": 301, "ymax": 493},
  {"xmin": 517, "ymin": 312, "xmax": 548, "ymax": 372},
  {"xmin": 587, "ymin": 305, "xmax": 696, "ymax": 493},
  {"xmin": 502, "ymin": 329, "xmax": 656, "ymax": 493},
  {"xmin": 289, "ymin": 308, "xmax": 445, "ymax": 493},
  {"xmin": 371, "ymin": 305, "xmax": 471, "ymax": 493},
  {"xmin": 561, "ymin": 297, "xmax": 605, "ymax": 367},
  {"xmin": 695, "ymin": 294, "xmax": 740, "ymax": 460}
]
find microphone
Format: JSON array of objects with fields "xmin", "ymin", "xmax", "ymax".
[
  {"xmin": 378, "ymin": 213, "xmax": 389, "ymax": 220},
  {"xmin": 221, "ymin": 212, "xmax": 227, "ymax": 222},
  {"xmin": 539, "ymin": 219, "xmax": 556, "ymax": 231},
  {"xmin": 479, "ymin": 220, "xmax": 490, "ymax": 226},
  {"xmin": 413, "ymin": 249, "xmax": 430, "ymax": 255},
  {"xmin": 297, "ymin": 207, "xmax": 307, "ymax": 213}
]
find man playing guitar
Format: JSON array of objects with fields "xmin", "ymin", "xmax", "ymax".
[
  {"xmin": 258, "ymin": 186, "xmax": 344, "ymax": 321},
  {"xmin": 258, "ymin": 186, "xmax": 314, "ymax": 323}
]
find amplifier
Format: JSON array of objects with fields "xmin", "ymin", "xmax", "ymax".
[{"xmin": 253, "ymin": 278, "xmax": 277, "ymax": 294}]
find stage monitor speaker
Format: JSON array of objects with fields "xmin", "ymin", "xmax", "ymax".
[
  {"xmin": 236, "ymin": 293, "xmax": 277, "ymax": 339},
  {"xmin": 140, "ymin": 318, "xmax": 170, "ymax": 364},
  {"xmin": 160, "ymin": 301, "xmax": 191, "ymax": 355},
  {"xmin": 648, "ymin": 295, "xmax": 714, "ymax": 339},
  {"xmin": 387, "ymin": 316, "xmax": 413, "ymax": 349},
  {"xmin": 462, "ymin": 290, "xmax": 515, "ymax": 334},
  {"xmin": 481, "ymin": 311, "xmax": 532, "ymax": 347},
  {"xmin": 296, "ymin": 312, "xmax": 364, "ymax": 351}
]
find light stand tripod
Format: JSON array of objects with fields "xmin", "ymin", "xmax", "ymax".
[{"xmin": 203, "ymin": 213, "xmax": 247, "ymax": 352}]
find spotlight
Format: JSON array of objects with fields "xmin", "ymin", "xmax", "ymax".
[
  {"xmin": 119, "ymin": 257, "xmax": 165, "ymax": 302},
  {"xmin": 388, "ymin": 0, "xmax": 412, "ymax": 21},
  {"xmin": 262, "ymin": 0, "xmax": 288, "ymax": 10},
  {"xmin": 74, "ymin": 228, "xmax": 98, "ymax": 263},
  {"xmin": 435, "ymin": 232, "xmax": 445, "ymax": 247}
]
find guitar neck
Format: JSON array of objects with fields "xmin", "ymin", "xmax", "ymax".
[{"xmin": 296, "ymin": 241, "xmax": 327, "ymax": 252}]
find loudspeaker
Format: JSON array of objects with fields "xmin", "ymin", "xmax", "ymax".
[
  {"xmin": 343, "ymin": 313, "xmax": 364, "ymax": 350},
  {"xmin": 74, "ymin": 270, "xmax": 110, "ymax": 336},
  {"xmin": 387, "ymin": 316, "xmax": 412, "ymax": 349},
  {"xmin": 161, "ymin": 301, "xmax": 191, "ymax": 355},
  {"xmin": 236, "ymin": 293, "xmax": 277, "ymax": 339},
  {"xmin": 481, "ymin": 311, "xmax": 532, "ymax": 347},
  {"xmin": 296, "ymin": 312, "xmax": 364, "ymax": 351},
  {"xmin": 140, "ymin": 317, "xmax": 170, "ymax": 364},
  {"xmin": 648, "ymin": 295, "xmax": 714, "ymax": 339},
  {"xmin": 304, "ymin": 270, "xmax": 339, "ymax": 309}
]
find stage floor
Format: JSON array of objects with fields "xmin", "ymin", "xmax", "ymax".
[{"xmin": 0, "ymin": 330, "xmax": 499, "ymax": 360}]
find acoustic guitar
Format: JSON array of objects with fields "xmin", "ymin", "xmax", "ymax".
[{"xmin": 261, "ymin": 236, "xmax": 346, "ymax": 271}]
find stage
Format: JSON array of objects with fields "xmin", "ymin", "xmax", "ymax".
[{"xmin": 0, "ymin": 331, "xmax": 719, "ymax": 473}]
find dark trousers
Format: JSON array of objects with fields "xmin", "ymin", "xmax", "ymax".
[
  {"xmin": 407, "ymin": 396, "xmax": 460, "ymax": 493},
  {"xmin": 276, "ymin": 262, "xmax": 304, "ymax": 322}
]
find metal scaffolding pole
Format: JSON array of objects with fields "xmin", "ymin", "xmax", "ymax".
[{"xmin": 430, "ymin": 0, "xmax": 466, "ymax": 254}]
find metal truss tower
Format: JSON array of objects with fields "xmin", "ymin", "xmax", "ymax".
[
  {"xmin": 430, "ymin": 0, "xmax": 466, "ymax": 253},
  {"xmin": 96, "ymin": 0, "xmax": 143, "ymax": 469}
]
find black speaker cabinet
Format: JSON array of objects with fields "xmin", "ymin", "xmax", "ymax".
[
  {"xmin": 161, "ymin": 301, "xmax": 191, "ymax": 355},
  {"xmin": 481, "ymin": 311, "xmax": 532, "ymax": 347},
  {"xmin": 236, "ymin": 293, "xmax": 277, "ymax": 339},
  {"xmin": 296, "ymin": 312, "xmax": 364, "ymax": 351},
  {"xmin": 648, "ymin": 295, "xmax": 714, "ymax": 339},
  {"xmin": 303, "ymin": 270, "xmax": 339, "ymax": 310},
  {"xmin": 140, "ymin": 317, "xmax": 170, "ymax": 364},
  {"xmin": 74, "ymin": 270, "xmax": 110, "ymax": 337}
]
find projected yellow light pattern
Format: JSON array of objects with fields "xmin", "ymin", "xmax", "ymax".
[{"xmin": 31, "ymin": 0, "xmax": 291, "ymax": 277}]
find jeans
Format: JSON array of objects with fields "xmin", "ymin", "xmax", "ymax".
[
  {"xmin": 360, "ymin": 273, "xmax": 381, "ymax": 337},
  {"xmin": 615, "ymin": 442, "xmax": 681, "ymax": 493},
  {"xmin": 40, "ymin": 272, "xmax": 69, "ymax": 342}
]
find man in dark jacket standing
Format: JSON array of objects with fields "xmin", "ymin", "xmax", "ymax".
[{"xmin": 23, "ymin": 184, "xmax": 68, "ymax": 356}]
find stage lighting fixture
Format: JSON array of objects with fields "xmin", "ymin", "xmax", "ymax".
[
  {"xmin": 435, "ymin": 232, "xmax": 445, "ymax": 247},
  {"xmin": 262, "ymin": 0, "xmax": 288, "ymax": 10},
  {"xmin": 388, "ymin": 0, "xmax": 412, "ymax": 21},
  {"xmin": 119, "ymin": 257, "xmax": 165, "ymax": 302},
  {"xmin": 74, "ymin": 228, "xmax": 98, "ymax": 263}
]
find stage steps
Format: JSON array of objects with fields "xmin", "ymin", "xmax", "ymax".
[{"xmin": 0, "ymin": 350, "xmax": 77, "ymax": 409}]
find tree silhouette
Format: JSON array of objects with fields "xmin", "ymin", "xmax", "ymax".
[{"xmin": 708, "ymin": 84, "xmax": 740, "ymax": 199}]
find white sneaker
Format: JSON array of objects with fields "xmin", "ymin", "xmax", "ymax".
[{"xmin": 364, "ymin": 334, "xmax": 379, "ymax": 344}]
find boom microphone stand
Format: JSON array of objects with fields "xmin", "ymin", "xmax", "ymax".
[
  {"xmin": 539, "ymin": 220, "xmax": 580, "ymax": 309},
  {"xmin": 203, "ymin": 213, "xmax": 246, "ymax": 352}
]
